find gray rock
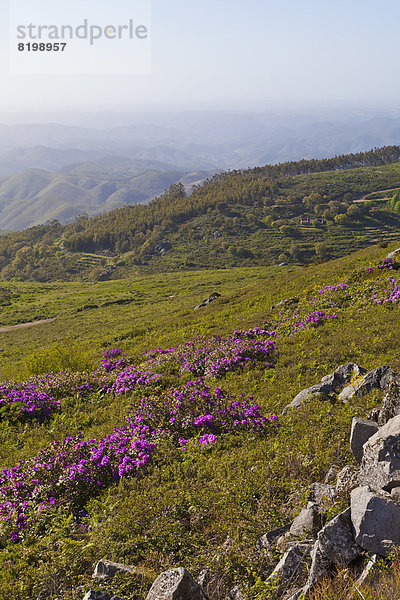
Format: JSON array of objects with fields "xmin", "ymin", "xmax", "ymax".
[
  {"xmin": 227, "ymin": 586, "xmax": 245, "ymax": 600},
  {"xmin": 335, "ymin": 464, "xmax": 360, "ymax": 495},
  {"xmin": 321, "ymin": 363, "xmax": 366, "ymax": 391},
  {"xmin": 350, "ymin": 418, "xmax": 379, "ymax": 464},
  {"xmin": 194, "ymin": 293, "xmax": 221, "ymax": 310},
  {"xmin": 339, "ymin": 365, "xmax": 395, "ymax": 401},
  {"xmin": 317, "ymin": 508, "xmax": 361, "ymax": 564},
  {"xmin": 93, "ymin": 559, "xmax": 146, "ymax": 581},
  {"xmin": 146, "ymin": 568, "xmax": 208, "ymax": 600},
  {"xmin": 301, "ymin": 540, "xmax": 333, "ymax": 596},
  {"xmin": 289, "ymin": 503, "xmax": 323, "ymax": 537},
  {"xmin": 360, "ymin": 414, "xmax": 400, "ymax": 491},
  {"xmin": 386, "ymin": 248, "xmax": 400, "ymax": 259},
  {"xmin": 391, "ymin": 487, "xmax": 400, "ymax": 504},
  {"xmin": 356, "ymin": 554, "xmax": 378, "ymax": 586},
  {"xmin": 378, "ymin": 374, "xmax": 400, "ymax": 426},
  {"xmin": 83, "ymin": 593, "xmax": 116, "ymax": 600},
  {"xmin": 324, "ymin": 465, "xmax": 341, "ymax": 484},
  {"xmin": 283, "ymin": 383, "xmax": 334, "ymax": 414},
  {"xmin": 309, "ymin": 482, "xmax": 336, "ymax": 504},
  {"xmin": 268, "ymin": 542, "xmax": 312, "ymax": 589},
  {"xmin": 196, "ymin": 570, "xmax": 210, "ymax": 592},
  {"xmin": 351, "ymin": 486, "xmax": 400, "ymax": 556},
  {"xmin": 256, "ymin": 524, "xmax": 291, "ymax": 550},
  {"xmin": 284, "ymin": 363, "xmax": 366, "ymax": 413}
]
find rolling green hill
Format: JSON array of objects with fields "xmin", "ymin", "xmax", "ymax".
[{"xmin": 1, "ymin": 146, "xmax": 400, "ymax": 281}]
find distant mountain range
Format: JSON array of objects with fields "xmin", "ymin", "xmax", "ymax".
[
  {"xmin": 0, "ymin": 157, "xmax": 218, "ymax": 230},
  {"xmin": 0, "ymin": 108, "xmax": 400, "ymax": 230}
]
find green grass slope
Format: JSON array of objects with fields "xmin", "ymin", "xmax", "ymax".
[{"xmin": 0, "ymin": 242, "xmax": 400, "ymax": 598}]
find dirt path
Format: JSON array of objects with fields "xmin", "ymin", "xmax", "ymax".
[
  {"xmin": 354, "ymin": 187, "xmax": 400, "ymax": 203},
  {"xmin": 0, "ymin": 318, "xmax": 57, "ymax": 333}
]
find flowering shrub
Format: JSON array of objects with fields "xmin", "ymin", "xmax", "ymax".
[
  {"xmin": 0, "ymin": 382, "xmax": 59, "ymax": 423},
  {"xmin": 100, "ymin": 347, "xmax": 128, "ymax": 372},
  {"xmin": 0, "ymin": 379, "xmax": 277, "ymax": 543},
  {"xmin": 290, "ymin": 311, "xmax": 337, "ymax": 335}
]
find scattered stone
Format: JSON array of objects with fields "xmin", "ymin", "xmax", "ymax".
[
  {"xmin": 386, "ymin": 248, "xmax": 400, "ymax": 259},
  {"xmin": 301, "ymin": 540, "xmax": 333, "ymax": 596},
  {"xmin": 227, "ymin": 586, "xmax": 245, "ymax": 600},
  {"xmin": 83, "ymin": 592, "xmax": 117, "ymax": 600},
  {"xmin": 351, "ymin": 486, "xmax": 400, "ymax": 556},
  {"xmin": 309, "ymin": 482, "xmax": 336, "ymax": 504},
  {"xmin": 283, "ymin": 363, "xmax": 366, "ymax": 413},
  {"xmin": 335, "ymin": 464, "xmax": 360, "ymax": 495},
  {"xmin": 196, "ymin": 570, "xmax": 210, "ymax": 591},
  {"xmin": 93, "ymin": 559, "xmax": 146, "ymax": 581},
  {"xmin": 320, "ymin": 363, "xmax": 366, "ymax": 391},
  {"xmin": 256, "ymin": 524, "xmax": 291, "ymax": 550},
  {"xmin": 324, "ymin": 465, "xmax": 341, "ymax": 484},
  {"xmin": 356, "ymin": 554, "xmax": 378, "ymax": 586},
  {"xmin": 377, "ymin": 374, "xmax": 400, "ymax": 425},
  {"xmin": 289, "ymin": 502, "xmax": 324, "ymax": 538},
  {"xmin": 360, "ymin": 414, "xmax": 400, "ymax": 491},
  {"xmin": 145, "ymin": 568, "xmax": 208, "ymax": 600},
  {"xmin": 391, "ymin": 487, "xmax": 400, "ymax": 503},
  {"xmin": 194, "ymin": 292, "xmax": 221, "ymax": 310},
  {"xmin": 317, "ymin": 508, "xmax": 361, "ymax": 564},
  {"xmin": 350, "ymin": 418, "xmax": 379, "ymax": 464},
  {"xmin": 268, "ymin": 542, "xmax": 312, "ymax": 590}
]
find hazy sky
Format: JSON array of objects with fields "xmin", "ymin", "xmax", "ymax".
[{"xmin": 1, "ymin": 0, "xmax": 399, "ymax": 114}]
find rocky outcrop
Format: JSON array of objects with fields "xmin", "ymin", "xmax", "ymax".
[
  {"xmin": 283, "ymin": 363, "xmax": 366, "ymax": 413},
  {"xmin": 145, "ymin": 568, "xmax": 208, "ymax": 600},
  {"xmin": 339, "ymin": 365, "xmax": 395, "ymax": 401}
]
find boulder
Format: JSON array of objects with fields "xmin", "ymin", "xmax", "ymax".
[
  {"xmin": 351, "ymin": 486, "xmax": 400, "ymax": 556},
  {"xmin": 283, "ymin": 363, "xmax": 366, "ymax": 413},
  {"xmin": 300, "ymin": 540, "xmax": 332, "ymax": 596},
  {"xmin": 309, "ymin": 482, "xmax": 336, "ymax": 504},
  {"xmin": 320, "ymin": 363, "xmax": 366, "ymax": 391},
  {"xmin": 377, "ymin": 374, "xmax": 400, "ymax": 425},
  {"xmin": 350, "ymin": 418, "xmax": 379, "ymax": 464},
  {"xmin": 227, "ymin": 586, "xmax": 245, "ymax": 600},
  {"xmin": 283, "ymin": 383, "xmax": 335, "ymax": 414},
  {"xmin": 83, "ymin": 593, "xmax": 119, "ymax": 600},
  {"xmin": 324, "ymin": 465, "xmax": 341, "ymax": 484},
  {"xmin": 317, "ymin": 508, "xmax": 361, "ymax": 564},
  {"xmin": 195, "ymin": 293, "xmax": 221, "ymax": 310},
  {"xmin": 356, "ymin": 554, "xmax": 378, "ymax": 586},
  {"xmin": 339, "ymin": 366, "xmax": 395, "ymax": 401},
  {"xmin": 256, "ymin": 524, "xmax": 291, "ymax": 550},
  {"xmin": 289, "ymin": 503, "xmax": 323, "ymax": 537},
  {"xmin": 360, "ymin": 414, "xmax": 400, "ymax": 491},
  {"xmin": 93, "ymin": 559, "xmax": 146, "ymax": 581},
  {"xmin": 391, "ymin": 487, "xmax": 400, "ymax": 504},
  {"xmin": 145, "ymin": 568, "xmax": 208, "ymax": 600},
  {"xmin": 268, "ymin": 542, "xmax": 312, "ymax": 589},
  {"xmin": 335, "ymin": 464, "xmax": 360, "ymax": 495}
]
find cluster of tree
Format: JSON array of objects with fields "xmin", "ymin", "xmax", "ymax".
[{"xmin": 0, "ymin": 146, "xmax": 400, "ymax": 280}]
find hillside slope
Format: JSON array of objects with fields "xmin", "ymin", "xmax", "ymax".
[
  {"xmin": 0, "ymin": 243, "xmax": 400, "ymax": 598},
  {"xmin": 1, "ymin": 146, "xmax": 400, "ymax": 281}
]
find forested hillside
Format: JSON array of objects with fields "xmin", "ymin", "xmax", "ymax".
[{"xmin": 1, "ymin": 146, "xmax": 400, "ymax": 281}]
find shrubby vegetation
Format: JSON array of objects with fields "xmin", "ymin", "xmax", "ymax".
[
  {"xmin": 0, "ymin": 242, "xmax": 400, "ymax": 597},
  {"xmin": 1, "ymin": 147, "xmax": 400, "ymax": 281}
]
